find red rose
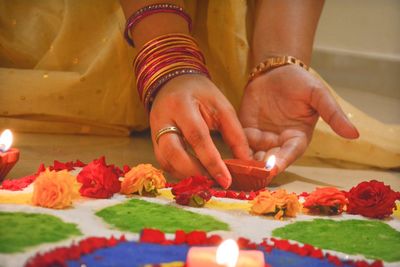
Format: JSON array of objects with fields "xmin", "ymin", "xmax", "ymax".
[
  {"xmin": 303, "ymin": 187, "xmax": 348, "ymax": 215},
  {"xmin": 171, "ymin": 176, "xmax": 213, "ymax": 195},
  {"xmin": 347, "ymin": 180, "xmax": 398, "ymax": 219},
  {"xmin": 171, "ymin": 176, "xmax": 213, "ymax": 207},
  {"xmin": 77, "ymin": 157, "xmax": 121, "ymax": 198}
]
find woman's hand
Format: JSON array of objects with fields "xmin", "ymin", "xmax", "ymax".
[
  {"xmin": 150, "ymin": 74, "xmax": 251, "ymax": 188},
  {"xmin": 239, "ymin": 65, "xmax": 359, "ymax": 173}
]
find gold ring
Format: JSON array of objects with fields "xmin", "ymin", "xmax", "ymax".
[{"xmin": 155, "ymin": 126, "xmax": 182, "ymax": 144}]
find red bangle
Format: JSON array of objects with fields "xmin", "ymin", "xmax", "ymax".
[
  {"xmin": 133, "ymin": 34, "xmax": 210, "ymax": 111},
  {"xmin": 143, "ymin": 68, "xmax": 209, "ymax": 111},
  {"xmin": 124, "ymin": 3, "xmax": 192, "ymax": 47}
]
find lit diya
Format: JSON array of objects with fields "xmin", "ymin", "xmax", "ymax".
[
  {"xmin": 187, "ymin": 238, "xmax": 264, "ymax": 267},
  {"xmin": 224, "ymin": 155, "xmax": 277, "ymax": 191},
  {"xmin": 0, "ymin": 129, "xmax": 20, "ymax": 182}
]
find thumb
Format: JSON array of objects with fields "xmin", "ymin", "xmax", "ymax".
[{"xmin": 311, "ymin": 86, "xmax": 359, "ymax": 139}]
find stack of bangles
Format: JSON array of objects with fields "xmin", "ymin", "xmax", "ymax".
[{"xmin": 124, "ymin": 3, "xmax": 210, "ymax": 111}]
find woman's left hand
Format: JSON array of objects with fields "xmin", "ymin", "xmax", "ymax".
[{"xmin": 239, "ymin": 65, "xmax": 359, "ymax": 173}]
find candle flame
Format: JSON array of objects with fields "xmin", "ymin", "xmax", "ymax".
[
  {"xmin": 216, "ymin": 239, "xmax": 239, "ymax": 267},
  {"xmin": 0, "ymin": 129, "xmax": 13, "ymax": 152},
  {"xmin": 265, "ymin": 155, "xmax": 276, "ymax": 171}
]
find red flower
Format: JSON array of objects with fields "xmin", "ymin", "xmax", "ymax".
[
  {"xmin": 1, "ymin": 163, "xmax": 45, "ymax": 191},
  {"xmin": 52, "ymin": 160, "xmax": 75, "ymax": 171},
  {"xmin": 73, "ymin": 160, "xmax": 86, "ymax": 167},
  {"xmin": 226, "ymin": 190, "xmax": 238, "ymax": 198},
  {"xmin": 171, "ymin": 176, "xmax": 213, "ymax": 207},
  {"xmin": 346, "ymin": 180, "xmax": 398, "ymax": 219},
  {"xmin": 77, "ymin": 157, "xmax": 121, "ymax": 199},
  {"xmin": 247, "ymin": 191, "xmax": 256, "ymax": 200},
  {"xmin": 213, "ymin": 190, "xmax": 226, "ymax": 198},
  {"xmin": 303, "ymin": 187, "xmax": 348, "ymax": 215}
]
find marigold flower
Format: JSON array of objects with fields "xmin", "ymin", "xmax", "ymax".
[
  {"xmin": 120, "ymin": 164, "xmax": 166, "ymax": 196},
  {"xmin": 32, "ymin": 169, "xmax": 76, "ymax": 209},
  {"xmin": 251, "ymin": 189, "xmax": 301, "ymax": 220}
]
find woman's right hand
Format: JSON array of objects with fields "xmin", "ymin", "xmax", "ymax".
[{"xmin": 150, "ymin": 74, "xmax": 251, "ymax": 189}]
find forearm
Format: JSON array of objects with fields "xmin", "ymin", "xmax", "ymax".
[
  {"xmin": 252, "ymin": 0, "xmax": 324, "ymax": 66},
  {"xmin": 119, "ymin": 0, "xmax": 189, "ymax": 49}
]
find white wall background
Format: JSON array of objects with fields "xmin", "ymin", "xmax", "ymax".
[
  {"xmin": 315, "ymin": 0, "xmax": 400, "ymax": 59},
  {"xmin": 311, "ymin": 0, "xmax": 400, "ymax": 123}
]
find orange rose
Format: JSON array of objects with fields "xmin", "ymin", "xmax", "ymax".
[
  {"xmin": 120, "ymin": 164, "xmax": 166, "ymax": 196},
  {"xmin": 303, "ymin": 187, "xmax": 348, "ymax": 215},
  {"xmin": 32, "ymin": 169, "xmax": 76, "ymax": 209},
  {"xmin": 251, "ymin": 189, "xmax": 301, "ymax": 220},
  {"xmin": 250, "ymin": 191, "xmax": 277, "ymax": 215}
]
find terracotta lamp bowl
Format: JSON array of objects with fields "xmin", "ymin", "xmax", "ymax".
[
  {"xmin": 224, "ymin": 159, "xmax": 277, "ymax": 191},
  {"xmin": 0, "ymin": 148, "xmax": 20, "ymax": 182}
]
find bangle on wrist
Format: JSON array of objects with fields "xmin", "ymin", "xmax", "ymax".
[
  {"xmin": 124, "ymin": 3, "xmax": 192, "ymax": 47},
  {"xmin": 248, "ymin": 56, "xmax": 309, "ymax": 82},
  {"xmin": 133, "ymin": 33, "xmax": 210, "ymax": 112}
]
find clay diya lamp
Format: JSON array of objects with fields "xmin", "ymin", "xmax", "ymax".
[
  {"xmin": 224, "ymin": 155, "xmax": 277, "ymax": 191},
  {"xmin": 0, "ymin": 129, "xmax": 20, "ymax": 182}
]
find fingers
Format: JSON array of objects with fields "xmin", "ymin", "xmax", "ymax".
[
  {"xmin": 244, "ymin": 128, "xmax": 280, "ymax": 153},
  {"xmin": 177, "ymin": 106, "xmax": 232, "ymax": 189},
  {"xmin": 153, "ymin": 128, "xmax": 206, "ymax": 179},
  {"xmin": 213, "ymin": 104, "xmax": 252, "ymax": 160},
  {"xmin": 311, "ymin": 86, "xmax": 359, "ymax": 139},
  {"xmin": 257, "ymin": 132, "xmax": 308, "ymax": 174},
  {"xmin": 274, "ymin": 136, "xmax": 307, "ymax": 173}
]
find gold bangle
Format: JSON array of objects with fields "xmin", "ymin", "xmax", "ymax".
[
  {"xmin": 141, "ymin": 63, "xmax": 203, "ymax": 99},
  {"xmin": 248, "ymin": 56, "xmax": 309, "ymax": 82},
  {"xmin": 134, "ymin": 40, "xmax": 199, "ymax": 70}
]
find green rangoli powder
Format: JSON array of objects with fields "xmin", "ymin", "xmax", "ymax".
[
  {"xmin": 0, "ymin": 212, "xmax": 81, "ymax": 253},
  {"xmin": 272, "ymin": 219, "xmax": 400, "ymax": 262},
  {"xmin": 96, "ymin": 198, "xmax": 229, "ymax": 233}
]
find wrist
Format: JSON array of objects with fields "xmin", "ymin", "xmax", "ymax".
[
  {"xmin": 251, "ymin": 49, "xmax": 311, "ymax": 68},
  {"xmin": 133, "ymin": 34, "xmax": 210, "ymax": 111},
  {"xmin": 123, "ymin": 2, "xmax": 191, "ymax": 48},
  {"xmin": 248, "ymin": 55, "xmax": 309, "ymax": 82}
]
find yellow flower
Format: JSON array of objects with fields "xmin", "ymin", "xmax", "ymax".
[
  {"xmin": 32, "ymin": 169, "xmax": 76, "ymax": 209},
  {"xmin": 250, "ymin": 189, "xmax": 301, "ymax": 220},
  {"xmin": 120, "ymin": 164, "xmax": 166, "ymax": 196}
]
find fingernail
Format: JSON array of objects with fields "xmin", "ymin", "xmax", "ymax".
[
  {"xmin": 216, "ymin": 174, "xmax": 231, "ymax": 189},
  {"xmin": 346, "ymin": 117, "xmax": 360, "ymax": 138}
]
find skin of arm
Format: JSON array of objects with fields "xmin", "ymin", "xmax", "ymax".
[
  {"xmin": 239, "ymin": 0, "xmax": 359, "ymax": 171},
  {"xmin": 119, "ymin": 0, "xmax": 251, "ymax": 188},
  {"xmin": 119, "ymin": 0, "xmax": 188, "ymax": 49},
  {"xmin": 252, "ymin": 0, "xmax": 324, "ymax": 65}
]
